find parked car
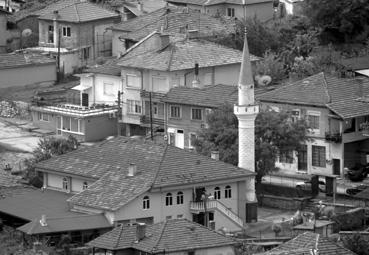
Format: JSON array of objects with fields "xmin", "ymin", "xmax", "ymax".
[
  {"xmin": 296, "ymin": 180, "xmax": 326, "ymax": 192},
  {"xmin": 348, "ymin": 164, "xmax": 369, "ymax": 182}
]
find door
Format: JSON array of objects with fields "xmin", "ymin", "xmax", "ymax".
[
  {"xmin": 175, "ymin": 129, "xmax": 184, "ymax": 149},
  {"xmin": 153, "ymin": 103, "xmax": 159, "ymax": 119},
  {"xmin": 297, "ymin": 145, "xmax": 308, "ymax": 172},
  {"xmin": 194, "ymin": 187, "xmax": 205, "ymax": 202},
  {"xmin": 333, "ymin": 159, "xmax": 340, "ymax": 175},
  {"xmin": 81, "ymin": 93, "xmax": 89, "ymax": 107}
]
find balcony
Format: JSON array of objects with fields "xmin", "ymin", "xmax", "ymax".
[
  {"xmin": 140, "ymin": 90, "xmax": 166, "ymax": 100},
  {"xmin": 325, "ymin": 132, "xmax": 342, "ymax": 143},
  {"xmin": 140, "ymin": 115, "xmax": 164, "ymax": 127},
  {"xmin": 31, "ymin": 103, "xmax": 118, "ymax": 118}
]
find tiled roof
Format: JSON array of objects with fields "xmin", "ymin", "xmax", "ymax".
[
  {"xmin": 263, "ymin": 232, "xmax": 356, "ymax": 255},
  {"xmin": 0, "ymin": 53, "xmax": 55, "ymax": 70},
  {"xmin": 36, "ymin": 137, "xmax": 254, "ymax": 211},
  {"xmin": 38, "ymin": 1, "xmax": 119, "ymax": 22},
  {"xmin": 118, "ymin": 36, "xmax": 258, "ymax": 71},
  {"xmin": 17, "ymin": 214, "xmax": 111, "ymax": 235},
  {"xmin": 166, "ymin": 0, "xmax": 272, "ymax": 5},
  {"xmin": 84, "ymin": 58, "xmax": 122, "ymax": 76},
  {"xmin": 88, "ymin": 219, "xmax": 237, "ymax": 252},
  {"xmin": 111, "ymin": 6, "xmax": 235, "ymax": 41},
  {"xmin": 259, "ymin": 72, "xmax": 369, "ymax": 118}
]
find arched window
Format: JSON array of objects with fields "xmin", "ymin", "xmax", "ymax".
[
  {"xmin": 62, "ymin": 177, "xmax": 69, "ymax": 191},
  {"xmin": 177, "ymin": 191, "xmax": 184, "ymax": 204},
  {"xmin": 225, "ymin": 185, "xmax": 232, "ymax": 198},
  {"xmin": 166, "ymin": 193, "xmax": 173, "ymax": 206},
  {"xmin": 83, "ymin": 181, "xmax": 88, "ymax": 190},
  {"xmin": 143, "ymin": 196, "xmax": 150, "ymax": 209},
  {"xmin": 214, "ymin": 187, "xmax": 221, "ymax": 200}
]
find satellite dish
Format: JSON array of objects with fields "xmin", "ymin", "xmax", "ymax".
[
  {"xmin": 257, "ymin": 75, "xmax": 272, "ymax": 86},
  {"xmin": 22, "ymin": 28, "xmax": 32, "ymax": 38}
]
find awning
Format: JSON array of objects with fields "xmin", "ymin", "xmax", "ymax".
[
  {"xmin": 356, "ymin": 69, "xmax": 369, "ymax": 77},
  {"xmin": 71, "ymin": 84, "xmax": 92, "ymax": 91}
]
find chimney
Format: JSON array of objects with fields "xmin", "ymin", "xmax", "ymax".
[
  {"xmin": 187, "ymin": 29, "xmax": 199, "ymax": 40},
  {"xmin": 53, "ymin": 10, "xmax": 59, "ymax": 20},
  {"xmin": 136, "ymin": 222, "xmax": 146, "ymax": 241},
  {"xmin": 127, "ymin": 163, "xmax": 137, "ymax": 177},
  {"xmin": 192, "ymin": 63, "xmax": 200, "ymax": 88},
  {"xmin": 40, "ymin": 214, "xmax": 47, "ymax": 227},
  {"xmin": 157, "ymin": 33, "xmax": 170, "ymax": 50},
  {"xmin": 137, "ymin": 1, "xmax": 143, "ymax": 12},
  {"xmin": 211, "ymin": 151, "xmax": 219, "ymax": 160}
]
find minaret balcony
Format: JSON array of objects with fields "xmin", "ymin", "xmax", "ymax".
[{"xmin": 234, "ymin": 105, "xmax": 259, "ymax": 116}]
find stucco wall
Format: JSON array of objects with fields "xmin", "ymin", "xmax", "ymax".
[
  {"xmin": 84, "ymin": 114, "xmax": 117, "ymax": 142},
  {"xmin": 45, "ymin": 172, "xmax": 94, "ymax": 193},
  {"xmin": 31, "ymin": 110, "xmax": 57, "ymax": 131},
  {"xmin": 0, "ymin": 63, "xmax": 56, "ymax": 88},
  {"xmin": 90, "ymin": 74, "xmax": 122, "ymax": 106}
]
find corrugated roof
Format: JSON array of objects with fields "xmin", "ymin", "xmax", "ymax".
[
  {"xmin": 88, "ymin": 219, "xmax": 237, "ymax": 252},
  {"xmin": 111, "ymin": 6, "xmax": 235, "ymax": 41},
  {"xmin": 35, "ymin": 137, "xmax": 254, "ymax": 211},
  {"xmin": 0, "ymin": 53, "xmax": 55, "ymax": 70},
  {"xmin": 17, "ymin": 214, "xmax": 111, "ymax": 234},
  {"xmin": 118, "ymin": 36, "xmax": 258, "ymax": 71},
  {"xmin": 38, "ymin": 1, "xmax": 119, "ymax": 23}
]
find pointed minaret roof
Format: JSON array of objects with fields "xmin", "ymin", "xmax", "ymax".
[{"xmin": 238, "ymin": 27, "xmax": 254, "ymax": 88}]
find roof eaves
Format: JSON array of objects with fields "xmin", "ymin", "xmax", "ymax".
[
  {"xmin": 259, "ymin": 98, "xmax": 327, "ymax": 107},
  {"xmin": 325, "ymin": 104, "xmax": 345, "ymax": 119},
  {"xmin": 119, "ymin": 30, "xmax": 158, "ymax": 60}
]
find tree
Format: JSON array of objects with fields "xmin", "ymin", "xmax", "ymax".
[
  {"xmin": 194, "ymin": 104, "xmax": 309, "ymax": 183},
  {"xmin": 341, "ymin": 233, "xmax": 369, "ymax": 255},
  {"xmin": 303, "ymin": 0, "xmax": 369, "ymax": 43},
  {"xmin": 24, "ymin": 135, "xmax": 79, "ymax": 187}
]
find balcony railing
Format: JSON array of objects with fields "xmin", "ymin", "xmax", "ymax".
[
  {"xmin": 140, "ymin": 115, "xmax": 164, "ymax": 127},
  {"xmin": 31, "ymin": 104, "xmax": 118, "ymax": 117},
  {"xmin": 190, "ymin": 200, "xmax": 244, "ymax": 227},
  {"xmin": 325, "ymin": 132, "xmax": 342, "ymax": 143},
  {"xmin": 140, "ymin": 90, "xmax": 167, "ymax": 100}
]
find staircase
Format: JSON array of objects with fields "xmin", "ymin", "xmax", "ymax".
[{"xmin": 190, "ymin": 200, "xmax": 244, "ymax": 228}]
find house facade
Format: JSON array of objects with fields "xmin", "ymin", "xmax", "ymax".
[
  {"xmin": 34, "ymin": 137, "xmax": 255, "ymax": 232},
  {"xmin": 115, "ymin": 31, "xmax": 258, "ymax": 137},
  {"xmin": 31, "ymin": 60, "xmax": 121, "ymax": 142},
  {"xmin": 27, "ymin": 1, "xmax": 120, "ymax": 74},
  {"xmin": 259, "ymin": 73, "xmax": 369, "ymax": 178},
  {"xmin": 0, "ymin": 0, "xmax": 24, "ymax": 13},
  {"xmin": 166, "ymin": 0, "xmax": 275, "ymax": 21}
]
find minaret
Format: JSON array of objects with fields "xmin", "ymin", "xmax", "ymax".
[{"xmin": 234, "ymin": 1, "xmax": 259, "ymax": 223}]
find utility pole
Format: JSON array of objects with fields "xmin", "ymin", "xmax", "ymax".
[
  {"xmin": 57, "ymin": 28, "xmax": 61, "ymax": 82},
  {"xmin": 149, "ymin": 91, "xmax": 154, "ymax": 141},
  {"xmin": 117, "ymin": 90, "xmax": 122, "ymax": 136}
]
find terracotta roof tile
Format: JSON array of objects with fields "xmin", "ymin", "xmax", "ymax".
[
  {"xmin": 38, "ymin": 1, "xmax": 119, "ymax": 23},
  {"xmin": 88, "ymin": 219, "xmax": 237, "ymax": 252},
  {"xmin": 112, "ymin": 6, "xmax": 235, "ymax": 41},
  {"xmin": 118, "ymin": 37, "xmax": 259, "ymax": 71}
]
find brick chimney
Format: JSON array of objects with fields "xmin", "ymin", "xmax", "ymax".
[
  {"xmin": 156, "ymin": 33, "xmax": 170, "ymax": 50},
  {"xmin": 127, "ymin": 163, "xmax": 137, "ymax": 177},
  {"xmin": 211, "ymin": 151, "xmax": 219, "ymax": 160},
  {"xmin": 136, "ymin": 222, "xmax": 146, "ymax": 241}
]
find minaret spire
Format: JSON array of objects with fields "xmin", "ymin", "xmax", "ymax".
[{"xmin": 234, "ymin": 0, "xmax": 259, "ymax": 223}]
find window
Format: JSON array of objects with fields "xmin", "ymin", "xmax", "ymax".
[
  {"xmin": 127, "ymin": 100, "xmax": 142, "ymax": 114},
  {"xmin": 177, "ymin": 191, "xmax": 184, "ymax": 204},
  {"xmin": 126, "ymin": 74, "xmax": 140, "ymax": 88},
  {"xmin": 279, "ymin": 150, "xmax": 294, "ymax": 164},
  {"xmin": 152, "ymin": 76, "xmax": 169, "ymax": 92},
  {"xmin": 166, "ymin": 193, "xmax": 173, "ymax": 206},
  {"xmin": 83, "ymin": 47, "xmax": 90, "ymax": 60},
  {"xmin": 189, "ymin": 133, "xmax": 197, "ymax": 148},
  {"xmin": 48, "ymin": 25, "xmax": 54, "ymax": 43},
  {"xmin": 103, "ymin": 82, "xmax": 115, "ymax": 96},
  {"xmin": 227, "ymin": 7, "xmax": 235, "ymax": 17},
  {"xmin": 191, "ymin": 108, "xmax": 202, "ymax": 120},
  {"xmin": 38, "ymin": 112, "xmax": 49, "ymax": 122},
  {"xmin": 308, "ymin": 115, "xmax": 320, "ymax": 130},
  {"xmin": 82, "ymin": 181, "xmax": 88, "ymax": 190},
  {"xmin": 312, "ymin": 145, "xmax": 326, "ymax": 167},
  {"xmin": 62, "ymin": 26, "xmax": 71, "ymax": 37},
  {"xmin": 214, "ymin": 187, "xmax": 221, "ymax": 200},
  {"xmin": 297, "ymin": 145, "xmax": 308, "ymax": 172},
  {"xmin": 62, "ymin": 177, "xmax": 69, "ymax": 191},
  {"xmin": 225, "ymin": 185, "xmax": 232, "ymax": 198},
  {"xmin": 291, "ymin": 109, "xmax": 300, "ymax": 122},
  {"xmin": 170, "ymin": 105, "xmax": 181, "ymax": 118},
  {"xmin": 166, "ymin": 216, "xmax": 172, "ymax": 220},
  {"xmin": 177, "ymin": 214, "xmax": 183, "ymax": 218},
  {"xmin": 143, "ymin": 196, "xmax": 150, "ymax": 209}
]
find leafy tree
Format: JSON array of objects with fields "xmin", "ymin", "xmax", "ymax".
[
  {"xmin": 194, "ymin": 105, "xmax": 309, "ymax": 183},
  {"xmin": 303, "ymin": 0, "xmax": 369, "ymax": 43},
  {"xmin": 24, "ymin": 135, "xmax": 79, "ymax": 187},
  {"xmin": 255, "ymin": 50, "xmax": 288, "ymax": 84},
  {"xmin": 341, "ymin": 233, "xmax": 369, "ymax": 255}
]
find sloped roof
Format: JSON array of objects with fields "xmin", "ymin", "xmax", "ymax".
[
  {"xmin": 111, "ymin": 6, "xmax": 235, "ymax": 41},
  {"xmin": 38, "ymin": 1, "xmax": 119, "ymax": 23},
  {"xmin": 0, "ymin": 53, "xmax": 55, "ymax": 70},
  {"xmin": 36, "ymin": 137, "xmax": 254, "ymax": 211},
  {"xmin": 88, "ymin": 219, "xmax": 237, "ymax": 252},
  {"xmin": 166, "ymin": 0, "xmax": 272, "ymax": 5},
  {"xmin": 118, "ymin": 36, "xmax": 258, "ymax": 71},
  {"xmin": 262, "ymin": 232, "xmax": 356, "ymax": 255},
  {"xmin": 84, "ymin": 58, "xmax": 122, "ymax": 76},
  {"xmin": 259, "ymin": 72, "xmax": 369, "ymax": 118},
  {"xmin": 17, "ymin": 214, "xmax": 111, "ymax": 235}
]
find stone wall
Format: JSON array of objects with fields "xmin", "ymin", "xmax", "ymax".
[{"xmin": 258, "ymin": 194, "xmax": 310, "ymax": 210}]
